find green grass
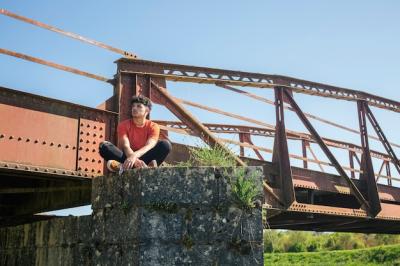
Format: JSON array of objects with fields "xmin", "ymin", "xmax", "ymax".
[
  {"xmin": 231, "ymin": 168, "xmax": 261, "ymax": 211},
  {"xmin": 176, "ymin": 145, "xmax": 236, "ymax": 167},
  {"xmin": 264, "ymin": 244, "xmax": 400, "ymax": 266}
]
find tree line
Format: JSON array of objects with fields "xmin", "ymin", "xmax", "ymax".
[{"xmin": 263, "ymin": 230, "xmax": 400, "ymax": 253}]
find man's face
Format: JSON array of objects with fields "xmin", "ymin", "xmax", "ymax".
[{"xmin": 131, "ymin": 102, "xmax": 149, "ymax": 118}]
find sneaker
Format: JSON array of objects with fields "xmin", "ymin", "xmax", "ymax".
[
  {"xmin": 148, "ymin": 160, "xmax": 158, "ymax": 168},
  {"xmin": 106, "ymin": 160, "xmax": 122, "ymax": 173}
]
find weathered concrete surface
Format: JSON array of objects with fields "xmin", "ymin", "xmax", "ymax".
[
  {"xmin": 0, "ymin": 216, "xmax": 92, "ymax": 265},
  {"xmin": 1, "ymin": 167, "xmax": 264, "ymax": 265}
]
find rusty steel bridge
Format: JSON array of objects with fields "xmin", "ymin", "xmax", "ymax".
[{"xmin": 1, "ymin": 9, "xmax": 400, "ymax": 233}]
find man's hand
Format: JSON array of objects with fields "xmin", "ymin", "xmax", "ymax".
[
  {"xmin": 123, "ymin": 154, "xmax": 138, "ymax": 170},
  {"xmin": 134, "ymin": 159, "xmax": 148, "ymax": 169}
]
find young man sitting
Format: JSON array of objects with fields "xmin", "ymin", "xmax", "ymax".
[{"xmin": 99, "ymin": 95, "xmax": 172, "ymax": 173}]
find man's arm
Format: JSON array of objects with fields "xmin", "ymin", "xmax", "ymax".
[
  {"xmin": 133, "ymin": 138, "xmax": 158, "ymax": 158},
  {"xmin": 119, "ymin": 134, "xmax": 134, "ymax": 157}
]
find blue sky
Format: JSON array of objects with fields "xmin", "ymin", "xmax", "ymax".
[{"xmin": 1, "ymin": 1, "xmax": 400, "ymax": 215}]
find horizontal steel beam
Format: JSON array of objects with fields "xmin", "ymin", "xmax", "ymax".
[
  {"xmin": 118, "ymin": 58, "xmax": 400, "ymax": 113},
  {"xmin": 155, "ymin": 120, "xmax": 393, "ymax": 164},
  {"xmin": 217, "ymin": 83, "xmax": 400, "ymax": 149}
]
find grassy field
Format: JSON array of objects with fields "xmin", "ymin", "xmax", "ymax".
[{"xmin": 264, "ymin": 244, "xmax": 400, "ymax": 266}]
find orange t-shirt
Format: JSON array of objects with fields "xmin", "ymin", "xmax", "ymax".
[{"xmin": 117, "ymin": 119, "xmax": 160, "ymax": 151}]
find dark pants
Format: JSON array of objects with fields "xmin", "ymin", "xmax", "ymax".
[{"xmin": 99, "ymin": 140, "xmax": 172, "ymax": 166}]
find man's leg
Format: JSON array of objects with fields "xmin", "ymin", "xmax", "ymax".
[
  {"xmin": 140, "ymin": 140, "xmax": 172, "ymax": 165},
  {"xmin": 99, "ymin": 141, "xmax": 126, "ymax": 163}
]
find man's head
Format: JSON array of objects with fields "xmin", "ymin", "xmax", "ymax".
[{"xmin": 131, "ymin": 95, "xmax": 152, "ymax": 119}]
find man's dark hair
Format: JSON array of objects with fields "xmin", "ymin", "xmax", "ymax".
[{"xmin": 131, "ymin": 95, "xmax": 152, "ymax": 110}]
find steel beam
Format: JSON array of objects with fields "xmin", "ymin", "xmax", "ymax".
[
  {"xmin": 272, "ymin": 87, "xmax": 296, "ymax": 207},
  {"xmin": 357, "ymin": 101, "xmax": 381, "ymax": 216},
  {"xmin": 0, "ymin": 9, "xmax": 137, "ymax": 59},
  {"xmin": 150, "ymin": 81, "xmax": 246, "ymax": 166},
  {"xmin": 302, "ymin": 140, "xmax": 308, "ymax": 169},
  {"xmin": 155, "ymin": 120, "xmax": 393, "ymax": 163},
  {"xmin": 365, "ymin": 104, "xmax": 400, "ymax": 175},
  {"xmin": 0, "ymin": 48, "xmax": 112, "ymax": 83},
  {"xmin": 118, "ymin": 58, "xmax": 400, "ymax": 114},
  {"xmin": 281, "ymin": 88, "xmax": 371, "ymax": 212}
]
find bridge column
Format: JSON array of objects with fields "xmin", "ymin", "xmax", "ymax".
[
  {"xmin": 302, "ymin": 140, "xmax": 309, "ymax": 169},
  {"xmin": 349, "ymin": 151, "xmax": 356, "ymax": 178},
  {"xmin": 272, "ymin": 87, "xmax": 296, "ymax": 207},
  {"xmin": 114, "ymin": 59, "xmax": 166, "ymax": 122},
  {"xmin": 386, "ymin": 161, "xmax": 392, "ymax": 186},
  {"xmin": 357, "ymin": 100, "xmax": 382, "ymax": 217}
]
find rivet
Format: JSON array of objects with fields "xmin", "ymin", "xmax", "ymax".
[
  {"xmin": 42, "ymin": 141, "xmax": 46, "ymax": 145},
  {"xmin": 87, "ymin": 125, "xmax": 90, "ymax": 128},
  {"xmin": 78, "ymin": 167, "xmax": 82, "ymax": 170},
  {"xmin": 35, "ymin": 168, "xmax": 39, "ymax": 171},
  {"xmin": 86, "ymin": 148, "xmax": 89, "ymax": 152},
  {"xmin": 15, "ymin": 165, "xmax": 19, "ymax": 169},
  {"xmin": 86, "ymin": 140, "xmax": 90, "ymax": 143},
  {"xmin": 80, "ymin": 123, "xmax": 84, "ymax": 127},
  {"xmin": 9, "ymin": 136, "xmax": 14, "ymax": 140},
  {"xmin": 44, "ymin": 169, "xmax": 48, "ymax": 172},
  {"xmin": 78, "ymin": 173, "xmax": 82, "ymax": 176},
  {"xmin": 93, "ymin": 141, "xmax": 97, "ymax": 144},
  {"xmin": 91, "ymin": 169, "xmax": 95, "ymax": 173},
  {"xmin": 17, "ymin": 137, "xmax": 22, "ymax": 141},
  {"xmin": 94, "ymin": 126, "xmax": 97, "ymax": 129},
  {"xmin": 25, "ymin": 166, "xmax": 29, "ymax": 170},
  {"xmin": 58, "ymin": 144, "xmax": 62, "ymax": 147},
  {"xmin": 0, "ymin": 134, "xmax": 4, "ymax": 138},
  {"xmin": 79, "ymin": 147, "xmax": 83, "ymax": 150},
  {"xmin": 85, "ymin": 158, "xmax": 89, "ymax": 161},
  {"xmin": 92, "ymin": 149, "xmax": 96, "ymax": 152},
  {"xmin": 84, "ymin": 174, "xmax": 88, "ymax": 177},
  {"xmin": 97, "ymin": 170, "xmax": 101, "ymax": 173},
  {"xmin": 34, "ymin": 140, "xmax": 39, "ymax": 143},
  {"xmin": 26, "ymin": 138, "xmax": 30, "ymax": 142},
  {"xmin": 99, "ymin": 135, "xmax": 103, "ymax": 138},
  {"xmin": 65, "ymin": 145, "xmax": 70, "ymax": 148},
  {"xmin": 62, "ymin": 171, "xmax": 66, "ymax": 174},
  {"xmin": 53, "ymin": 170, "xmax": 57, "ymax": 173},
  {"xmin": 80, "ymin": 131, "xmax": 84, "ymax": 135},
  {"xmin": 93, "ymin": 133, "xmax": 97, "ymax": 137},
  {"xmin": 72, "ymin": 147, "xmax": 76, "ymax": 150},
  {"xmin": 50, "ymin": 142, "xmax": 54, "ymax": 146},
  {"xmin": 85, "ymin": 168, "xmax": 88, "ymax": 171},
  {"xmin": 86, "ymin": 132, "xmax": 90, "ymax": 136},
  {"xmin": 78, "ymin": 157, "xmax": 82, "ymax": 161},
  {"xmin": 99, "ymin": 127, "xmax": 103, "ymax": 130},
  {"xmin": 92, "ymin": 159, "xmax": 95, "ymax": 162},
  {"xmin": 80, "ymin": 139, "xmax": 83, "ymax": 143},
  {"xmin": 4, "ymin": 164, "xmax": 9, "ymax": 167},
  {"xmin": 98, "ymin": 160, "xmax": 101, "ymax": 164}
]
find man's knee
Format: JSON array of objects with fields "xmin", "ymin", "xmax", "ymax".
[
  {"xmin": 158, "ymin": 139, "xmax": 172, "ymax": 153},
  {"xmin": 99, "ymin": 141, "xmax": 112, "ymax": 150}
]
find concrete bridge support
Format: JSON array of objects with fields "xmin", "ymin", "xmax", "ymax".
[{"xmin": 0, "ymin": 167, "xmax": 264, "ymax": 265}]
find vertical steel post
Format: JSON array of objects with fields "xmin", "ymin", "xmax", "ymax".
[
  {"xmin": 302, "ymin": 140, "xmax": 308, "ymax": 169},
  {"xmin": 349, "ymin": 151, "xmax": 355, "ymax": 178},
  {"xmin": 239, "ymin": 133, "xmax": 245, "ymax": 157},
  {"xmin": 272, "ymin": 87, "xmax": 296, "ymax": 207},
  {"xmin": 357, "ymin": 100, "xmax": 381, "ymax": 216}
]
